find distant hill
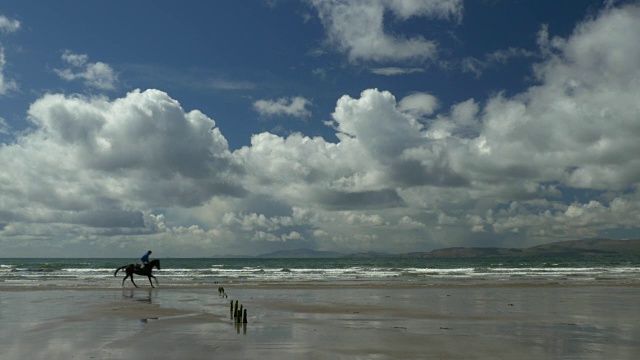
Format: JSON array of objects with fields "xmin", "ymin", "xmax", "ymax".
[
  {"xmin": 398, "ymin": 247, "xmax": 523, "ymax": 258},
  {"xmin": 342, "ymin": 251, "xmax": 393, "ymax": 259},
  {"xmin": 215, "ymin": 254, "xmax": 253, "ymax": 258},
  {"xmin": 400, "ymin": 238, "xmax": 640, "ymax": 258},
  {"xmin": 529, "ymin": 238, "xmax": 640, "ymax": 256},
  {"xmin": 223, "ymin": 238, "xmax": 640, "ymax": 259}
]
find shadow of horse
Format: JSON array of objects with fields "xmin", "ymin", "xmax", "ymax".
[{"xmin": 114, "ymin": 259, "xmax": 161, "ymax": 288}]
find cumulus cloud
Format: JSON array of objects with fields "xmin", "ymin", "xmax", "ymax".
[
  {"xmin": 461, "ymin": 4, "xmax": 640, "ymax": 190},
  {"xmin": 253, "ymin": 96, "xmax": 313, "ymax": 118},
  {"xmin": 54, "ymin": 50, "xmax": 118, "ymax": 90},
  {"xmin": 309, "ymin": 0, "xmax": 463, "ymax": 63},
  {"xmin": 234, "ymin": 3, "xmax": 640, "ymax": 251},
  {"xmin": 398, "ymin": 92, "xmax": 439, "ymax": 117},
  {"xmin": 2, "ymin": 3, "xmax": 640, "ymax": 256},
  {"xmin": 0, "ymin": 89, "xmax": 243, "ymax": 253}
]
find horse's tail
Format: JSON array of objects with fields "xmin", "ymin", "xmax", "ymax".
[{"xmin": 114, "ymin": 265, "xmax": 127, "ymax": 277}]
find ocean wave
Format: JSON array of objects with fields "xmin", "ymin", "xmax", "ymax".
[{"xmin": 1, "ymin": 257, "xmax": 639, "ymax": 287}]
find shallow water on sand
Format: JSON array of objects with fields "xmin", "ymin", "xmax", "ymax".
[{"xmin": 3, "ymin": 285, "xmax": 639, "ymax": 359}]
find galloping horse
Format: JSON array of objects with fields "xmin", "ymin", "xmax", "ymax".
[{"xmin": 114, "ymin": 259, "xmax": 161, "ymax": 288}]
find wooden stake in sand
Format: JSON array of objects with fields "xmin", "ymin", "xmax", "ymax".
[
  {"xmin": 234, "ymin": 300, "xmax": 238, "ymax": 318},
  {"xmin": 243, "ymin": 308, "xmax": 248, "ymax": 324},
  {"xmin": 236, "ymin": 304, "xmax": 244, "ymax": 323}
]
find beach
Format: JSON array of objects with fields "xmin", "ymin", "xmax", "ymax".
[{"xmin": 1, "ymin": 284, "xmax": 639, "ymax": 359}]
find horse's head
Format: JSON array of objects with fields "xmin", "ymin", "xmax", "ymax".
[{"xmin": 151, "ymin": 259, "xmax": 161, "ymax": 270}]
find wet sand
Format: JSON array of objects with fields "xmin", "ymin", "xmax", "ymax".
[{"xmin": 1, "ymin": 284, "xmax": 639, "ymax": 359}]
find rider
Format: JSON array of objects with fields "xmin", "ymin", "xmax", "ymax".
[{"xmin": 139, "ymin": 250, "xmax": 152, "ymax": 269}]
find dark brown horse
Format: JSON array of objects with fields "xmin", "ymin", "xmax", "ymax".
[{"xmin": 114, "ymin": 259, "xmax": 161, "ymax": 288}]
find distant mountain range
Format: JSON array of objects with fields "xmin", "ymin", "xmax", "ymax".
[
  {"xmin": 399, "ymin": 238, "xmax": 640, "ymax": 258},
  {"xmin": 223, "ymin": 238, "xmax": 640, "ymax": 259}
]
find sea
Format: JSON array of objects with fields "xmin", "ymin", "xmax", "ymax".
[{"xmin": 1, "ymin": 256, "xmax": 639, "ymax": 288}]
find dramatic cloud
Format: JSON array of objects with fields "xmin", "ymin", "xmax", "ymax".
[
  {"xmin": 0, "ymin": 89, "xmax": 243, "ymax": 254},
  {"xmin": 253, "ymin": 96, "xmax": 313, "ymax": 118},
  {"xmin": 1, "ymin": 3, "xmax": 640, "ymax": 256},
  {"xmin": 309, "ymin": 0, "xmax": 463, "ymax": 63},
  {"xmin": 54, "ymin": 50, "xmax": 118, "ymax": 90},
  {"xmin": 463, "ymin": 4, "xmax": 640, "ymax": 191},
  {"xmin": 235, "ymin": 3, "xmax": 640, "ymax": 251}
]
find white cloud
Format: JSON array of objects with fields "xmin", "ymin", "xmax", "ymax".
[
  {"xmin": 0, "ymin": 15, "xmax": 20, "ymax": 33},
  {"xmin": 0, "ymin": 116, "xmax": 9, "ymax": 134},
  {"xmin": 461, "ymin": 4, "xmax": 640, "ymax": 191},
  {"xmin": 309, "ymin": 0, "xmax": 462, "ymax": 63},
  {"xmin": 462, "ymin": 47, "xmax": 536, "ymax": 77},
  {"xmin": 0, "ymin": 45, "xmax": 18, "ymax": 95},
  {"xmin": 209, "ymin": 78, "xmax": 256, "ymax": 90},
  {"xmin": 61, "ymin": 51, "xmax": 88, "ymax": 67},
  {"xmin": 2, "ymin": 3, "xmax": 640, "ymax": 256},
  {"xmin": 0, "ymin": 14, "xmax": 19, "ymax": 95},
  {"xmin": 331, "ymin": 89, "xmax": 425, "ymax": 161},
  {"xmin": 234, "ymin": 3, "xmax": 640, "ymax": 252},
  {"xmin": 398, "ymin": 92, "xmax": 439, "ymax": 117},
  {"xmin": 253, "ymin": 96, "xmax": 313, "ymax": 118},
  {"xmin": 0, "ymin": 89, "xmax": 241, "ymax": 245},
  {"xmin": 371, "ymin": 67, "xmax": 425, "ymax": 76},
  {"xmin": 460, "ymin": 57, "xmax": 483, "ymax": 78},
  {"xmin": 399, "ymin": 216, "xmax": 426, "ymax": 228},
  {"xmin": 54, "ymin": 50, "xmax": 118, "ymax": 90}
]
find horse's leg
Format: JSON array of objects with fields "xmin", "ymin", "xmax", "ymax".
[
  {"xmin": 149, "ymin": 274, "xmax": 158, "ymax": 286},
  {"xmin": 122, "ymin": 272, "xmax": 132, "ymax": 287},
  {"xmin": 147, "ymin": 275, "xmax": 155, "ymax": 288},
  {"xmin": 129, "ymin": 273, "xmax": 138, "ymax": 288}
]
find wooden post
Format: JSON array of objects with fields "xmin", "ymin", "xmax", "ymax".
[
  {"xmin": 236, "ymin": 308, "xmax": 242, "ymax": 323},
  {"xmin": 234, "ymin": 300, "xmax": 238, "ymax": 318},
  {"xmin": 243, "ymin": 308, "xmax": 248, "ymax": 324}
]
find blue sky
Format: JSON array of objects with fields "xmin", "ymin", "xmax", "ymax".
[{"xmin": 0, "ymin": 0, "xmax": 639, "ymax": 257}]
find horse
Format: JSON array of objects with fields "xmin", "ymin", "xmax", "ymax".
[{"xmin": 114, "ymin": 259, "xmax": 161, "ymax": 288}]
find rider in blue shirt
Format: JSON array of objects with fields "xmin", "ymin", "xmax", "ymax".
[{"xmin": 139, "ymin": 250, "xmax": 152, "ymax": 269}]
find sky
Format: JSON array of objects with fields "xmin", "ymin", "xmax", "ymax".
[{"xmin": 1, "ymin": 0, "xmax": 640, "ymax": 257}]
